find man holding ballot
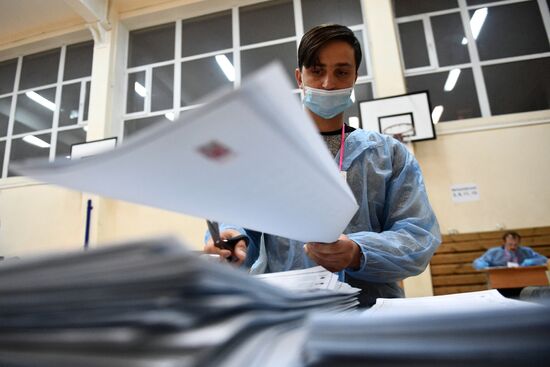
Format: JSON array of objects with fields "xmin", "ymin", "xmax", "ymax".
[{"xmin": 205, "ymin": 24, "xmax": 441, "ymax": 307}]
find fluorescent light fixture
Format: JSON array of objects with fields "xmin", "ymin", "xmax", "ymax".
[
  {"xmin": 215, "ymin": 55, "xmax": 235, "ymax": 82},
  {"xmin": 444, "ymin": 68, "xmax": 461, "ymax": 92},
  {"xmin": 69, "ymin": 110, "xmax": 79, "ymax": 119},
  {"xmin": 461, "ymin": 37, "xmax": 468, "ymax": 45},
  {"xmin": 431, "ymin": 105, "xmax": 444, "ymax": 124},
  {"xmin": 25, "ymin": 91, "xmax": 55, "ymax": 111},
  {"xmin": 23, "ymin": 135, "xmax": 50, "ymax": 148},
  {"xmin": 470, "ymin": 8, "xmax": 488, "ymax": 40},
  {"xmin": 351, "ymin": 89, "xmax": 356, "ymax": 103},
  {"xmin": 348, "ymin": 116, "xmax": 360, "ymax": 129},
  {"xmin": 165, "ymin": 111, "xmax": 175, "ymax": 121},
  {"xmin": 134, "ymin": 81, "xmax": 146, "ymax": 97}
]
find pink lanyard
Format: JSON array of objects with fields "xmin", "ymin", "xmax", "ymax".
[{"xmin": 339, "ymin": 123, "xmax": 346, "ymax": 171}]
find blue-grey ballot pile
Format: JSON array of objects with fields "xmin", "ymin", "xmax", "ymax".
[
  {"xmin": 302, "ymin": 302, "xmax": 550, "ymax": 367},
  {"xmin": 0, "ymin": 237, "xmax": 358, "ymax": 367}
]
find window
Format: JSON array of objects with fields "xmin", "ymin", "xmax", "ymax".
[
  {"xmin": 394, "ymin": 0, "xmax": 550, "ymax": 122},
  {"xmin": 123, "ymin": 0, "xmax": 374, "ymax": 136},
  {"xmin": 0, "ymin": 40, "xmax": 93, "ymax": 179}
]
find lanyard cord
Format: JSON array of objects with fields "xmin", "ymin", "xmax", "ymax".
[{"xmin": 339, "ymin": 123, "xmax": 346, "ymax": 171}]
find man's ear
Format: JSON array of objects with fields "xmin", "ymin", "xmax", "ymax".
[{"xmin": 295, "ymin": 68, "xmax": 303, "ymax": 88}]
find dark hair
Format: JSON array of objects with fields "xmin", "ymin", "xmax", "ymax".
[
  {"xmin": 298, "ymin": 24, "xmax": 362, "ymax": 72},
  {"xmin": 502, "ymin": 231, "xmax": 521, "ymax": 241}
]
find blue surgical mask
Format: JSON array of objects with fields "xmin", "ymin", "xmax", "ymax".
[{"xmin": 302, "ymin": 86, "xmax": 354, "ymax": 119}]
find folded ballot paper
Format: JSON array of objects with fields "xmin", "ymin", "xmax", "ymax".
[
  {"xmin": 14, "ymin": 62, "xmax": 358, "ymax": 244},
  {"xmin": 0, "ymin": 237, "xmax": 358, "ymax": 367}
]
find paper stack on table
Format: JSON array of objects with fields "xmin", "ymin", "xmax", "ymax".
[
  {"xmin": 0, "ymin": 237, "xmax": 358, "ymax": 367},
  {"xmin": 14, "ymin": 62, "xmax": 358, "ymax": 244},
  {"xmin": 302, "ymin": 290, "xmax": 550, "ymax": 367}
]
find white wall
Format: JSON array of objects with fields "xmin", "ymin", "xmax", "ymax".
[{"xmin": 416, "ymin": 122, "xmax": 550, "ymax": 233}]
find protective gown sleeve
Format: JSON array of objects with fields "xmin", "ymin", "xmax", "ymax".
[
  {"xmin": 345, "ymin": 142, "xmax": 441, "ymax": 283},
  {"xmin": 520, "ymin": 247, "xmax": 548, "ymax": 266}
]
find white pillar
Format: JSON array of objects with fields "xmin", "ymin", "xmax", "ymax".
[
  {"xmin": 80, "ymin": 8, "xmax": 127, "ymax": 246},
  {"xmin": 363, "ymin": 0, "xmax": 432, "ymax": 296}
]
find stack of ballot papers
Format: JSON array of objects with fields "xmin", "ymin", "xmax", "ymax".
[
  {"xmin": 14, "ymin": 62, "xmax": 358, "ymax": 244},
  {"xmin": 0, "ymin": 237, "xmax": 358, "ymax": 367},
  {"xmin": 301, "ymin": 290, "xmax": 550, "ymax": 367},
  {"xmin": 255, "ymin": 266, "xmax": 360, "ymax": 297}
]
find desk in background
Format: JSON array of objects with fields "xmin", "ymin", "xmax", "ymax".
[{"xmin": 485, "ymin": 265, "xmax": 549, "ymax": 289}]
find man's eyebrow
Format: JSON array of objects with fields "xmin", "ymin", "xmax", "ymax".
[
  {"xmin": 335, "ymin": 62, "xmax": 353, "ymax": 67},
  {"xmin": 311, "ymin": 62, "xmax": 353, "ymax": 68}
]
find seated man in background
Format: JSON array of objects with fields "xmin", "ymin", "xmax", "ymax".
[{"xmin": 473, "ymin": 231, "xmax": 548, "ymax": 269}]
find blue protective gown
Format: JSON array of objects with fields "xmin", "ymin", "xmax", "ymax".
[
  {"xmin": 473, "ymin": 246, "xmax": 548, "ymax": 269},
  {"xmin": 210, "ymin": 129, "xmax": 441, "ymax": 307}
]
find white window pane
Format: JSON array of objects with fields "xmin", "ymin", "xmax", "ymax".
[
  {"xmin": 0, "ymin": 140, "xmax": 5, "ymax": 177},
  {"xmin": 0, "ymin": 58, "xmax": 17, "ymax": 95},
  {"xmin": 83, "ymin": 81, "xmax": 91, "ymax": 122},
  {"xmin": 354, "ymin": 31, "xmax": 368, "ymax": 76},
  {"xmin": 64, "ymin": 41, "xmax": 94, "ymax": 81},
  {"xmin": 8, "ymin": 133, "xmax": 51, "ymax": 177},
  {"xmin": 128, "ymin": 23, "xmax": 175, "ymax": 67},
  {"xmin": 124, "ymin": 115, "xmax": 171, "ymax": 138},
  {"xmin": 152, "ymin": 64, "xmax": 174, "ymax": 112},
  {"xmin": 398, "ymin": 21, "xmax": 430, "ymax": 69},
  {"xmin": 466, "ymin": 0, "xmax": 506, "ymax": 5},
  {"xmin": 406, "ymin": 68, "xmax": 481, "ymax": 122},
  {"xmin": 126, "ymin": 71, "xmax": 146, "ymax": 114},
  {"xmin": 56, "ymin": 128, "xmax": 86, "ymax": 157},
  {"xmin": 240, "ymin": 0, "xmax": 295, "ymax": 45},
  {"xmin": 431, "ymin": 12, "xmax": 470, "ymax": 66},
  {"xmin": 394, "ymin": 0, "xmax": 458, "ymax": 17},
  {"xmin": 19, "ymin": 49, "xmax": 60, "ymax": 90},
  {"xmin": 0, "ymin": 97, "xmax": 11, "ymax": 137},
  {"xmin": 14, "ymin": 88, "xmax": 56, "ymax": 134},
  {"xmin": 182, "ymin": 11, "xmax": 232, "ymax": 57},
  {"xmin": 344, "ymin": 83, "xmax": 373, "ymax": 128},
  {"xmin": 302, "ymin": 0, "xmax": 363, "ymax": 32},
  {"xmin": 59, "ymin": 83, "xmax": 81, "ymax": 127},
  {"xmin": 241, "ymin": 42, "xmax": 297, "ymax": 82},
  {"xmin": 483, "ymin": 58, "xmax": 550, "ymax": 115},
  {"xmin": 181, "ymin": 54, "xmax": 233, "ymax": 107},
  {"xmin": 473, "ymin": 2, "xmax": 549, "ymax": 61}
]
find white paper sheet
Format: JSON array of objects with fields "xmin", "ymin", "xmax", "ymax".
[
  {"xmin": 14, "ymin": 63, "xmax": 358, "ymax": 243},
  {"xmin": 254, "ymin": 266, "xmax": 360, "ymax": 295},
  {"xmin": 363, "ymin": 289, "xmax": 537, "ymax": 318}
]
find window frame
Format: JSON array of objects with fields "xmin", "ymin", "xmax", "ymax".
[
  {"xmin": 394, "ymin": 0, "xmax": 550, "ymax": 122},
  {"xmin": 0, "ymin": 42, "xmax": 93, "ymax": 181},
  {"xmin": 121, "ymin": 0, "xmax": 375, "ymax": 139}
]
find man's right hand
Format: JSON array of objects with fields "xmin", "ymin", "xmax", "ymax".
[{"xmin": 204, "ymin": 229, "xmax": 248, "ymax": 266}]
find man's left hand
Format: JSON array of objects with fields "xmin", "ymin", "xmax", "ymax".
[{"xmin": 304, "ymin": 234, "xmax": 362, "ymax": 273}]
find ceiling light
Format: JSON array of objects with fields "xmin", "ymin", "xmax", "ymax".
[
  {"xmin": 134, "ymin": 81, "xmax": 146, "ymax": 97},
  {"xmin": 444, "ymin": 68, "xmax": 461, "ymax": 92},
  {"xmin": 215, "ymin": 55, "xmax": 235, "ymax": 82},
  {"xmin": 431, "ymin": 105, "xmax": 444, "ymax": 124},
  {"xmin": 23, "ymin": 135, "xmax": 50, "ymax": 148},
  {"xmin": 25, "ymin": 91, "xmax": 55, "ymax": 111},
  {"xmin": 471, "ymin": 8, "xmax": 488, "ymax": 39}
]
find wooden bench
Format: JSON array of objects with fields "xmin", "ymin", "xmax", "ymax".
[{"xmin": 430, "ymin": 226, "xmax": 550, "ymax": 295}]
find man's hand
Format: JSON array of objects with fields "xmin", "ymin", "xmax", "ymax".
[
  {"xmin": 304, "ymin": 234, "xmax": 361, "ymax": 273},
  {"xmin": 204, "ymin": 229, "xmax": 247, "ymax": 266}
]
